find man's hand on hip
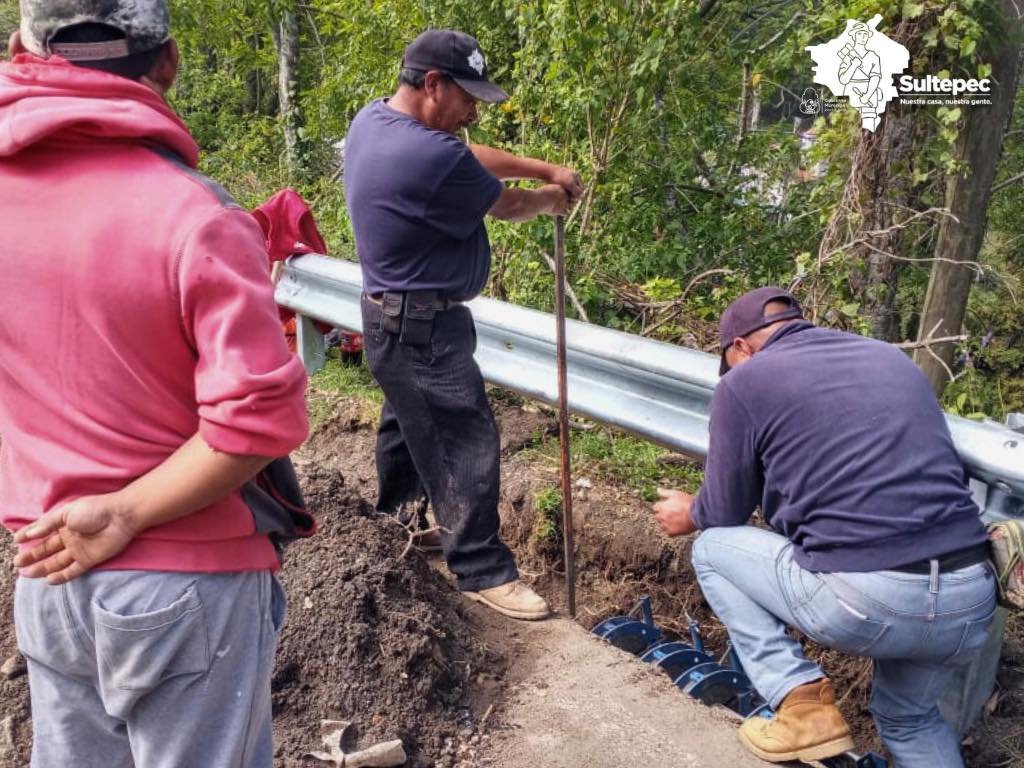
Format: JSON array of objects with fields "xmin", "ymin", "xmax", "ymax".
[
  {"xmin": 11, "ymin": 433, "xmax": 273, "ymax": 584},
  {"xmin": 653, "ymin": 488, "xmax": 699, "ymax": 537},
  {"xmin": 14, "ymin": 493, "xmax": 138, "ymax": 584}
]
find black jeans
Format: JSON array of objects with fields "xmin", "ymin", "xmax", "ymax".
[{"xmin": 361, "ymin": 295, "xmax": 519, "ymax": 591}]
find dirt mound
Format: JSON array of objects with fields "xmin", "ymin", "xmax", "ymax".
[
  {"xmin": 0, "ymin": 459, "xmax": 499, "ymax": 768},
  {"xmin": 273, "ymin": 464, "xmax": 501, "ymax": 767},
  {"xmin": 0, "ymin": 539, "xmax": 31, "ymax": 764}
]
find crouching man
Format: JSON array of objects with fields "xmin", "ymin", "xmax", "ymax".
[{"xmin": 653, "ymin": 287, "xmax": 996, "ymax": 768}]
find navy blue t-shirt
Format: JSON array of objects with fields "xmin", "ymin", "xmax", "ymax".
[
  {"xmin": 343, "ymin": 99, "xmax": 504, "ymax": 301},
  {"xmin": 691, "ymin": 321, "xmax": 987, "ymax": 573}
]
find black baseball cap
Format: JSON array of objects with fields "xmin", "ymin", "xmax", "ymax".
[
  {"xmin": 402, "ymin": 29, "xmax": 509, "ymax": 103},
  {"xmin": 718, "ymin": 287, "xmax": 804, "ymax": 375}
]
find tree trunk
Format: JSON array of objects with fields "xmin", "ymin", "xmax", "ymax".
[
  {"xmin": 818, "ymin": 99, "xmax": 915, "ymax": 340},
  {"xmin": 816, "ymin": 19, "xmax": 918, "ymax": 341},
  {"xmin": 272, "ymin": 6, "xmax": 302, "ymax": 179},
  {"xmin": 737, "ymin": 60, "xmax": 751, "ymax": 145},
  {"xmin": 698, "ymin": 0, "xmax": 718, "ymax": 19},
  {"xmin": 914, "ymin": 2, "xmax": 1023, "ymax": 395},
  {"xmin": 655, "ymin": 90, "xmax": 686, "ymax": 241}
]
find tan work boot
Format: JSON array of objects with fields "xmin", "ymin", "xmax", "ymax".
[
  {"xmin": 738, "ymin": 678, "xmax": 855, "ymax": 763},
  {"xmin": 463, "ymin": 580, "xmax": 550, "ymax": 620}
]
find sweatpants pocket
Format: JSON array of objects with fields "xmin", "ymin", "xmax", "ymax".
[{"xmin": 93, "ymin": 581, "xmax": 210, "ymax": 712}]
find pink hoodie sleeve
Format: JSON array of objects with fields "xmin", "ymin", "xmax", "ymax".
[{"xmin": 177, "ymin": 206, "xmax": 309, "ymax": 456}]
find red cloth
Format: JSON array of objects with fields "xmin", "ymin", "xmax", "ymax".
[
  {"xmin": 252, "ymin": 187, "xmax": 327, "ymax": 263},
  {"xmin": 252, "ymin": 188, "xmax": 333, "ymax": 330}
]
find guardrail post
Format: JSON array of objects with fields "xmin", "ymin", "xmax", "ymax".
[
  {"xmin": 940, "ymin": 412, "xmax": 1023, "ymax": 735},
  {"xmin": 296, "ymin": 313, "xmax": 326, "ymax": 375}
]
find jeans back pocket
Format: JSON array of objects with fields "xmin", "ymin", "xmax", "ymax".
[
  {"xmin": 93, "ymin": 581, "xmax": 210, "ymax": 719},
  {"xmin": 800, "ymin": 577, "xmax": 891, "ymax": 655},
  {"xmin": 945, "ymin": 607, "xmax": 997, "ymax": 664}
]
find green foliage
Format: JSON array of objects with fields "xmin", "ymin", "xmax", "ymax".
[
  {"xmin": 2, "ymin": 0, "xmax": 1021, "ymax": 418},
  {"xmin": 309, "ymin": 356, "xmax": 383, "ymax": 404},
  {"xmin": 941, "ymin": 240, "xmax": 1024, "ymax": 419},
  {"xmin": 532, "ymin": 486, "xmax": 563, "ymax": 543},
  {"xmin": 0, "ymin": 1, "xmax": 16, "ymax": 41}
]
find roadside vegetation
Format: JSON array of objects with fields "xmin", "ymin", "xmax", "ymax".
[{"xmin": 3, "ymin": 0, "xmax": 1018, "ymax": 418}]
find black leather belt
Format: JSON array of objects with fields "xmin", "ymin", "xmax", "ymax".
[
  {"xmin": 890, "ymin": 543, "xmax": 990, "ymax": 574},
  {"xmin": 365, "ymin": 291, "xmax": 462, "ymax": 310}
]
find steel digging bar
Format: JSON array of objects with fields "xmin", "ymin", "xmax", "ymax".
[{"xmin": 554, "ymin": 215, "xmax": 577, "ymax": 618}]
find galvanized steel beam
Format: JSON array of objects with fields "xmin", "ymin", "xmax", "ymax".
[{"xmin": 275, "ymin": 254, "xmax": 1024, "ymax": 504}]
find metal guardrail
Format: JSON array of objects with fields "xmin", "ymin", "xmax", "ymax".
[{"xmin": 275, "ymin": 254, "xmax": 1024, "ymax": 514}]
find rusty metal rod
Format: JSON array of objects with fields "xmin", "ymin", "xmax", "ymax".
[{"xmin": 553, "ymin": 215, "xmax": 577, "ymax": 618}]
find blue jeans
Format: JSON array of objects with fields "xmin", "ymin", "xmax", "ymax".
[
  {"xmin": 691, "ymin": 526, "xmax": 997, "ymax": 768},
  {"xmin": 16, "ymin": 570, "xmax": 286, "ymax": 768}
]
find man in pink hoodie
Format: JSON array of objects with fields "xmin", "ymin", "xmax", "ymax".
[{"xmin": 0, "ymin": 1, "xmax": 309, "ymax": 765}]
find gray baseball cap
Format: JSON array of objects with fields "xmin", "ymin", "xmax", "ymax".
[{"xmin": 20, "ymin": 0, "xmax": 170, "ymax": 61}]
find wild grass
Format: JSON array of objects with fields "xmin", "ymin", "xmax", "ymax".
[
  {"xmin": 533, "ymin": 486, "xmax": 563, "ymax": 543},
  {"xmin": 528, "ymin": 423, "xmax": 705, "ymax": 501}
]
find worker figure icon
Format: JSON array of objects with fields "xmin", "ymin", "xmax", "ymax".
[{"xmin": 837, "ymin": 22, "xmax": 883, "ymax": 131}]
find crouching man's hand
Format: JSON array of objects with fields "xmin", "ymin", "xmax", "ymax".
[
  {"xmin": 653, "ymin": 488, "xmax": 699, "ymax": 537},
  {"xmin": 13, "ymin": 494, "xmax": 137, "ymax": 584}
]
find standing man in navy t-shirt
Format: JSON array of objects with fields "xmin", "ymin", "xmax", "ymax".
[{"xmin": 344, "ymin": 29, "xmax": 582, "ymax": 620}]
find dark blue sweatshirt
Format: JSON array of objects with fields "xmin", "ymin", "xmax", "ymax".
[{"xmin": 690, "ymin": 321, "xmax": 987, "ymax": 572}]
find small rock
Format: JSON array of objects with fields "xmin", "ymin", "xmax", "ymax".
[
  {"xmin": 1, "ymin": 655, "xmax": 25, "ymax": 679},
  {"xmin": 657, "ymin": 452, "xmax": 692, "ymax": 467},
  {"xmin": 303, "ymin": 597, "xmax": 314, "ymax": 610}
]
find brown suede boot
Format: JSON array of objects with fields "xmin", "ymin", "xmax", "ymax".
[{"xmin": 738, "ymin": 679, "xmax": 855, "ymax": 762}]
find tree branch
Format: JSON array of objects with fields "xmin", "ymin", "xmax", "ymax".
[
  {"xmin": 699, "ymin": 0, "xmax": 719, "ymax": 18},
  {"xmin": 895, "ymin": 334, "xmax": 968, "ymax": 350},
  {"xmin": 992, "ymin": 170, "xmax": 1024, "ymax": 194},
  {"xmin": 539, "ymin": 251, "xmax": 591, "ymax": 322}
]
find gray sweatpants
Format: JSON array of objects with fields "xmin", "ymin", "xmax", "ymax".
[{"xmin": 14, "ymin": 569, "xmax": 286, "ymax": 768}]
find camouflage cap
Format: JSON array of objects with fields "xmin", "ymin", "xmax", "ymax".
[{"xmin": 20, "ymin": 0, "xmax": 170, "ymax": 61}]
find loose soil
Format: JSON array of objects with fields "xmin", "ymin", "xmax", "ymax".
[
  {"xmin": 0, "ymin": 392, "xmax": 1020, "ymax": 767},
  {"xmin": 271, "ymin": 463, "xmax": 502, "ymax": 767}
]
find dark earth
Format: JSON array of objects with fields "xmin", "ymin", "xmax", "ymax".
[{"xmin": 0, "ymin": 394, "xmax": 1020, "ymax": 766}]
